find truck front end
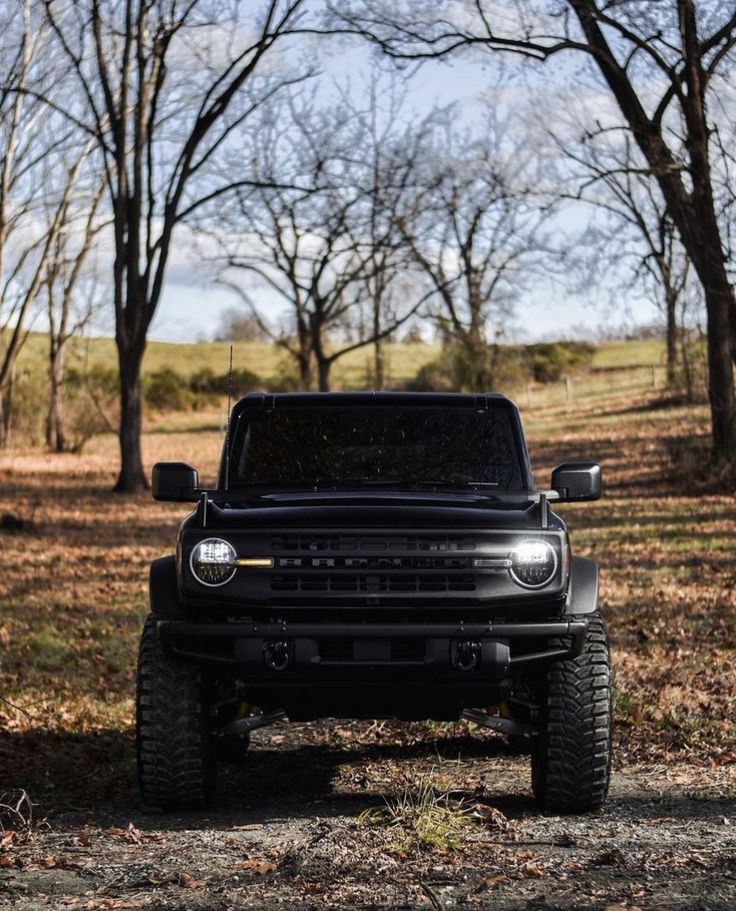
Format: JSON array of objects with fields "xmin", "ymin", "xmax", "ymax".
[{"xmin": 139, "ymin": 392, "xmax": 610, "ymax": 813}]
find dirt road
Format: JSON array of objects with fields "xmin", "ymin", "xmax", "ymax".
[{"xmin": 2, "ymin": 720, "xmax": 735, "ymax": 910}]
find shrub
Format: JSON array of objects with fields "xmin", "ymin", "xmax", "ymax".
[
  {"xmin": 143, "ymin": 368, "xmax": 192, "ymax": 412},
  {"xmin": 2, "ymin": 369, "xmax": 48, "ymax": 446},
  {"xmin": 188, "ymin": 366, "xmax": 262, "ymax": 397},
  {"xmin": 65, "ymin": 364, "xmax": 119, "ymax": 397},
  {"xmin": 189, "ymin": 367, "xmax": 218, "ymax": 394},
  {"xmin": 526, "ymin": 342, "xmax": 595, "ymax": 383},
  {"xmin": 408, "ymin": 357, "xmax": 456, "ymax": 392},
  {"xmin": 63, "ymin": 365, "xmax": 120, "ymax": 451},
  {"xmin": 265, "ymin": 356, "xmax": 300, "ymax": 392},
  {"xmin": 407, "ymin": 342, "xmax": 526, "ymax": 393}
]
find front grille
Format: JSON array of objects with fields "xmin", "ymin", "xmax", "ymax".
[
  {"xmin": 271, "ymin": 573, "xmax": 476, "ymax": 593},
  {"xmin": 235, "ymin": 527, "xmax": 563, "ymax": 608},
  {"xmin": 271, "ymin": 534, "xmax": 478, "ymax": 553}
]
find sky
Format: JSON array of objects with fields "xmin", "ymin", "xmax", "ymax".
[{"xmin": 148, "ymin": 33, "xmax": 660, "ymax": 345}]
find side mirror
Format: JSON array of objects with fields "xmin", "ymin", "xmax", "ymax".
[
  {"xmin": 551, "ymin": 461, "xmax": 602, "ymax": 502},
  {"xmin": 152, "ymin": 462, "xmax": 200, "ymax": 502}
]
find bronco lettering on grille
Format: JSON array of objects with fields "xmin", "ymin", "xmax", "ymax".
[{"xmin": 276, "ymin": 556, "xmax": 470, "ymax": 569}]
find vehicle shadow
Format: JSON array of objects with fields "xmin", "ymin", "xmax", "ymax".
[
  {"xmin": 0, "ymin": 726, "xmax": 533, "ymax": 831},
  {"xmin": 3, "ymin": 724, "xmax": 734, "ymax": 875}
]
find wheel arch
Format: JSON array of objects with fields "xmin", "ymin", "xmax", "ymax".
[
  {"xmin": 149, "ymin": 555, "xmax": 182, "ymax": 617},
  {"xmin": 566, "ymin": 555, "xmax": 599, "ymax": 615}
]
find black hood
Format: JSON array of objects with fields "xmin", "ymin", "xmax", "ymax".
[{"xmin": 185, "ymin": 490, "xmax": 563, "ymax": 532}]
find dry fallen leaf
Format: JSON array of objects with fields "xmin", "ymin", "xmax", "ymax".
[
  {"xmin": 85, "ymin": 900, "xmax": 145, "ymax": 910},
  {"xmin": 103, "ymin": 823, "xmax": 162, "ymax": 844},
  {"xmin": 518, "ymin": 860, "xmax": 545, "ymax": 879},
  {"xmin": 0, "ymin": 831, "xmax": 16, "ymax": 852},
  {"xmin": 234, "ymin": 859, "xmax": 277, "ymax": 874},
  {"xmin": 177, "ymin": 870, "xmax": 206, "ymax": 889},
  {"xmin": 480, "ymin": 875, "xmax": 508, "ymax": 887}
]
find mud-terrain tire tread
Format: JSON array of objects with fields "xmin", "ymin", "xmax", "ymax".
[
  {"xmin": 136, "ymin": 615, "xmax": 215, "ymax": 810},
  {"xmin": 532, "ymin": 612, "xmax": 612, "ymax": 814}
]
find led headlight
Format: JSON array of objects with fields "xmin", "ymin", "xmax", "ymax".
[
  {"xmin": 190, "ymin": 537, "xmax": 237, "ymax": 587},
  {"xmin": 510, "ymin": 539, "xmax": 557, "ymax": 589}
]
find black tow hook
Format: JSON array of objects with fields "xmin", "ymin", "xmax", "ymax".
[
  {"xmin": 264, "ymin": 639, "xmax": 290, "ymax": 671},
  {"xmin": 452, "ymin": 640, "xmax": 482, "ymax": 672}
]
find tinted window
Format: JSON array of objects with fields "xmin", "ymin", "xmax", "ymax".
[{"xmin": 231, "ymin": 405, "xmax": 524, "ymax": 490}]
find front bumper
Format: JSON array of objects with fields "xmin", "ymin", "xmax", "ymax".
[{"xmin": 158, "ymin": 618, "xmax": 588, "ymax": 672}]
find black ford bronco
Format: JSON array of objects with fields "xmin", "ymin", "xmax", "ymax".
[{"xmin": 137, "ymin": 392, "xmax": 611, "ymax": 813}]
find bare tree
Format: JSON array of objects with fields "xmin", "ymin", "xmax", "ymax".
[
  {"xmin": 399, "ymin": 119, "xmax": 548, "ymax": 391},
  {"xmin": 214, "ymin": 308, "xmax": 270, "ymax": 343},
  {"xmin": 214, "ymin": 85, "xmax": 433, "ymax": 391},
  {"xmin": 334, "ymin": 0, "xmax": 736, "ymax": 459},
  {"xmin": 44, "ymin": 173, "xmax": 105, "ymax": 452},
  {"xmin": 32, "ymin": 0, "xmax": 314, "ymax": 490},
  {"xmin": 0, "ymin": 0, "xmax": 85, "ymax": 446},
  {"xmin": 558, "ymin": 128, "xmax": 692, "ymax": 386},
  {"xmin": 337, "ymin": 74, "xmax": 437, "ymax": 388},
  {"xmin": 0, "ymin": 0, "xmax": 52, "ymax": 447}
]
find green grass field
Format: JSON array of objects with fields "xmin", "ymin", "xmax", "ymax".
[
  {"xmin": 14, "ymin": 330, "xmax": 667, "ymax": 388},
  {"xmin": 14, "ymin": 332, "xmax": 442, "ymax": 387}
]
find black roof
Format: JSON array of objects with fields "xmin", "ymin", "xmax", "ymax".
[{"xmin": 234, "ymin": 391, "xmax": 517, "ymax": 414}]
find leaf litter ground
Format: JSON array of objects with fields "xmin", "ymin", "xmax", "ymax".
[{"xmin": 0, "ymin": 390, "xmax": 734, "ymax": 909}]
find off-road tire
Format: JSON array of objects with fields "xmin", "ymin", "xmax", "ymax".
[
  {"xmin": 531, "ymin": 612, "xmax": 612, "ymax": 814},
  {"xmin": 507, "ymin": 734, "xmax": 533, "ymax": 755},
  {"xmin": 218, "ymin": 730, "xmax": 251, "ymax": 763},
  {"xmin": 136, "ymin": 615, "xmax": 216, "ymax": 810}
]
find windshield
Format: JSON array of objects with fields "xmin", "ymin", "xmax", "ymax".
[{"xmin": 229, "ymin": 405, "xmax": 525, "ymax": 490}]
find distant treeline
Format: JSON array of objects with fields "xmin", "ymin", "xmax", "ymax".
[{"xmin": 104, "ymin": 341, "xmax": 599, "ymax": 410}]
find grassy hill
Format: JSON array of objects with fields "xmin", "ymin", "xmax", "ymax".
[{"xmin": 14, "ymin": 331, "xmax": 667, "ymax": 388}]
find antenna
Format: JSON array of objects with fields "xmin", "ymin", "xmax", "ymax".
[{"xmin": 223, "ymin": 344, "xmax": 233, "ymax": 492}]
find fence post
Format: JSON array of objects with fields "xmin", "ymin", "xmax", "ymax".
[
  {"xmin": 651, "ymin": 365, "xmax": 657, "ymax": 388},
  {"xmin": 565, "ymin": 375, "xmax": 573, "ymax": 401}
]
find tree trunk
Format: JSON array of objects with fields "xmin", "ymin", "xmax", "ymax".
[
  {"xmin": 317, "ymin": 356, "xmax": 331, "ymax": 392},
  {"xmin": 665, "ymin": 287, "xmax": 678, "ymax": 387},
  {"xmin": 0, "ymin": 367, "xmax": 15, "ymax": 448},
  {"xmin": 372, "ymin": 295, "xmax": 385, "ymax": 389},
  {"xmin": 115, "ymin": 345, "xmax": 148, "ymax": 492},
  {"xmin": 373, "ymin": 338, "xmax": 385, "ymax": 389},
  {"xmin": 295, "ymin": 321, "xmax": 314, "ymax": 391},
  {"xmin": 680, "ymin": 325, "xmax": 695, "ymax": 402},
  {"xmin": 681, "ymin": 203, "xmax": 736, "ymax": 459},
  {"xmin": 568, "ymin": 0, "xmax": 736, "ymax": 462},
  {"xmin": 46, "ymin": 341, "xmax": 67, "ymax": 452},
  {"xmin": 297, "ymin": 350, "xmax": 314, "ymax": 391},
  {"xmin": 701, "ymin": 278, "xmax": 736, "ymax": 460},
  {"xmin": 647, "ymin": 164, "xmax": 736, "ymax": 457}
]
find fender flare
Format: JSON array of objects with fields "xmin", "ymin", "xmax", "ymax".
[
  {"xmin": 566, "ymin": 556, "xmax": 599, "ymax": 615},
  {"xmin": 149, "ymin": 555, "xmax": 182, "ymax": 618}
]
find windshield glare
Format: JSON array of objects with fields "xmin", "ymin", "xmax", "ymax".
[{"xmin": 230, "ymin": 405, "xmax": 524, "ymax": 490}]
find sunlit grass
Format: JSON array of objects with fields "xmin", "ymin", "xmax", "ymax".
[{"xmin": 359, "ymin": 773, "xmax": 477, "ymax": 851}]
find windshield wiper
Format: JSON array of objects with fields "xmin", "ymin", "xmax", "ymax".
[
  {"xmin": 354, "ymin": 478, "xmax": 499, "ymax": 493},
  {"xmin": 232, "ymin": 478, "xmax": 501, "ymax": 494}
]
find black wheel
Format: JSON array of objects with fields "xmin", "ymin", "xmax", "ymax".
[
  {"xmin": 507, "ymin": 734, "xmax": 532, "ymax": 755},
  {"xmin": 136, "ymin": 615, "xmax": 216, "ymax": 810},
  {"xmin": 531, "ymin": 612, "xmax": 612, "ymax": 813},
  {"xmin": 218, "ymin": 730, "xmax": 251, "ymax": 763}
]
